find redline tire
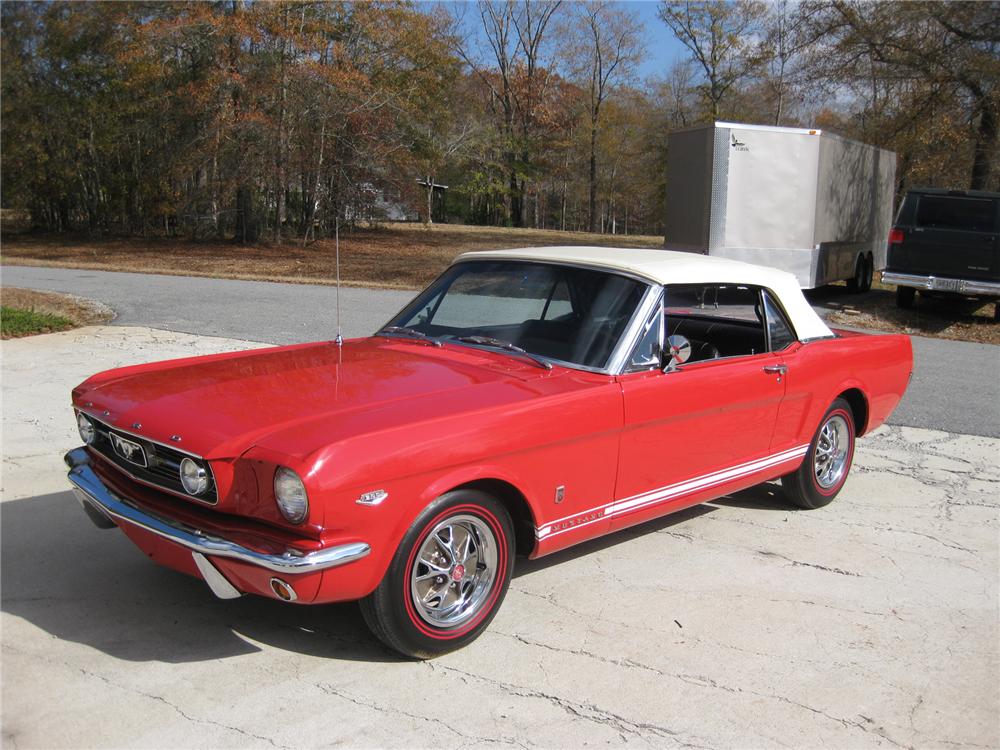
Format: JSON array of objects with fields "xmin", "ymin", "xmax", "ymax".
[
  {"xmin": 781, "ymin": 399, "xmax": 856, "ymax": 510},
  {"xmin": 360, "ymin": 489, "xmax": 514, "ymax": 659}
]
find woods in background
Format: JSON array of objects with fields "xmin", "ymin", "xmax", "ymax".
[{"xmin": 2, "ymin": 0, "xmax": 997, "ymax": 243}]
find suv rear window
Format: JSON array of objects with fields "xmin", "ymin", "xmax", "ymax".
[{"xmin": 915, "ymin": 195, "xmax": 996, "ymax": 233}]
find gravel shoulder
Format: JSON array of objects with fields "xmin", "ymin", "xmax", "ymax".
[{"xmin": 2, "ymin": 325, "xmax": 998, "ymax": 749}]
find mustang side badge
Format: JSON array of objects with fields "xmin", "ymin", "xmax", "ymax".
[{"xmin": 357, "ymin": 489, "xmax": 388, "ymax": 506}]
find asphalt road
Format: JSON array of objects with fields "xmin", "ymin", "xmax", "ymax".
[{"xmin": 4, "ymin": 265, "xmax": 999, "ymax": 437}]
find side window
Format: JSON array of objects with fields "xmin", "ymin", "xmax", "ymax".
[
  {"xmin": 664, "ymin": 284, "xmax": 766, "ymax": 361},
  {"xmin": 915, "ymin": 195, "xmax": 997, "ymax": 233},
  {"xmin": 762, "ymin": 291, "xmax": 796, "ymax": 351}
]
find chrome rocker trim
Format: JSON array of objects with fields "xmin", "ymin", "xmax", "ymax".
[
  {"xmin": 881, "ymin": 271, "xmax": 1000, "ymax": 296},
  {"xmin": 65, "ymin": 448, "xmax": 371, "ymax": 583}
]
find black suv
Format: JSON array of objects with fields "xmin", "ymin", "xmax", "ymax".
[{"xmin": 883, "ymin": 188, "xmax": 999, "ymax": 321}]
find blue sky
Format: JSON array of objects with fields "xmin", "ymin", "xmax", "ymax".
[
  {"xmin": 623, "ymin": 0, "xmax": 689, "ymax": 80},
  {"xmin": 441, "ymin": 0, "xmax": 691, "ymax": 84}
]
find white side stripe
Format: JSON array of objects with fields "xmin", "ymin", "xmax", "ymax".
[{"xmin": 536, "ymin": 444, "xmax": 809, "ymax": 540}]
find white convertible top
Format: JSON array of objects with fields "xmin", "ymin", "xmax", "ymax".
[{"xmin": 455, "ymin": 246, "xmax": 833, "ymax": 341}]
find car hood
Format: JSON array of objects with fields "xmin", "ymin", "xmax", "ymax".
[{"xmin": 72, "ymin": 337, "xmax": 560, "ymax": 460}]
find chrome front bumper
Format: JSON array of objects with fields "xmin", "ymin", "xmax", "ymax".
[
  {"xmin": 881, "ymin": 271, "xmax": 1000, "ymax": 296},
  {"xmin": 65, "ymin": 448, "xmax": 370, "ymax": 598}
]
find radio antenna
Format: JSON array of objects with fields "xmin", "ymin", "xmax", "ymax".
[{"xmin": 334, "ymin": 215, "xmax": 343, "ymax": 346}]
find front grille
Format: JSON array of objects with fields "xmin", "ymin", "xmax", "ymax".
[{"xmin": 84, "ymin": 414, "xmax": 218, "ymax": 504}]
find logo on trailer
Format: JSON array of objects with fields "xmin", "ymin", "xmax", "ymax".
[{"xmin": 731, "ymin": 134, "xmax": 749, "ymax": 152}]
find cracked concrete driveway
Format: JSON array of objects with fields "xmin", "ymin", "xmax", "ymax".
[{"xmin": 2, "ymin": 327, "xmax": 998, "ymax": 749}]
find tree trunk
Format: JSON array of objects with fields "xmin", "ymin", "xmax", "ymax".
[
  {"xmin": 425, "ymin": 177, "xmax": 434, "ymax": 224},
  {"xmin": 970, "ymin": 102, "xmax": 998, "ymax": 191},
  {"xmin": 589, "ymin": 122, "xmax": 599, "ymax": 233}
]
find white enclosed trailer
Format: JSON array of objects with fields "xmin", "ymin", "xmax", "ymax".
[{"xmin": 664, "ymin": 121, "xmax": 896, "ymax": 289}]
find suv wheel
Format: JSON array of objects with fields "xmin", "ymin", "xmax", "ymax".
[{"xmin": 896, "ymin": 286, "xmax": 916, "ymax": 309}]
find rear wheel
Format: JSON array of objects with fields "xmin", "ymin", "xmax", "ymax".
[
  {"xmin": 896, "ymin": 285, "xmax": 916, "ymax": 309},
  {"xmin": 781, "ymin": 399, "xmax": 856, "ymax": 510},
  {"xmin": 360, "ymin": 489, "xmax": 514, "ymax": 659}
]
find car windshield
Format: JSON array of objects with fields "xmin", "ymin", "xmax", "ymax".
[{"xmin": 383, "ymin": 260, "xmax": 648, "ymax": 370}]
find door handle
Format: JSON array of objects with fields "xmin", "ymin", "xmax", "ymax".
[{"xmin": 763, "ymin": 365, "xmax": 787, "ymax": 375}]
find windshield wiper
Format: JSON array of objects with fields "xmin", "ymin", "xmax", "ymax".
[
  {"xmin": 378, "ymin": 326, "xmax": 443, "ymax": 347},
  {"xmin": 454, "ymin": 335, "xmax": 553, "ymax": 370}
]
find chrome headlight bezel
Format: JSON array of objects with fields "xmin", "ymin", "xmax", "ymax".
[
  {"xmin": 274, "ymin": 467, "xmax": 309, "ymax": 524},
  {"xmin": 77, "ymin": 412, "xmax": 96, "ymax": 445},
  {"xmin": 179, "ymin": 457, "xmax": 209, "ymax": 496}
]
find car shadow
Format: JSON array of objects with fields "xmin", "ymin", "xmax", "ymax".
[
  {"xmin": 1, "ymin": 490, "xmax": 395, "ymax": 664},
  {"xmin": 2, "ymin": 483, "xmax": 796, "ymax": 664}
]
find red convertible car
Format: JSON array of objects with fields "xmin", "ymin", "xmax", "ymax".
[{"xmin": 66, "ymin": 247, "xmax": 912, "ymax": 657}]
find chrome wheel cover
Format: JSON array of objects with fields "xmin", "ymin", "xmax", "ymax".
[
  {"xmin": 410, "ymin": 514, "xmax": 498, "ymax": 628},
  {"xmin": 814, "ymin": 414, "xmax": 850, "ymax": 489}
]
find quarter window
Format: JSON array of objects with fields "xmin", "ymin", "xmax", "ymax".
[{"xmin": 762, "ymin": 291, "xmax": 796, "ymax": 351}]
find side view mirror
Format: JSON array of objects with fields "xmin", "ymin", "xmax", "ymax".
[{"xmin": 662, "ymin": 335, "xmax": 692, "ymax": 372}]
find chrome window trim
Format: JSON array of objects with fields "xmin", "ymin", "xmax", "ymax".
[
  {"xmin": 77, "ymin": 409, "xmax": 220, "ymax": 506},
  {"xmin": 606, "ymin": 284, "xmax": 662, "ymax": 376}
]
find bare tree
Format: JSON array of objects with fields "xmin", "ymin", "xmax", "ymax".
[
  {"xmin": 567, "ymin": 1, "xmax": 644, "ymax": 233},
  {"xmin": 658, "ymin": 0, "xmax": 768, "ymax": 120},
  {"xmin": 762, "ymin": 0, "xmax": 812, "ymax": 125},
  {"xmin": 453, "ymin": 0, "xmax": 562, "ymax": 226}
]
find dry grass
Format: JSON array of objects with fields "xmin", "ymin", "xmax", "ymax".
[
  {"xmin": 1, "ymin": 223, "xmax": 665, "ymax": 291},
  {"xmin": 1, "ymin": 287, "xmax": 113, "ymax": 338},
  {"xmin": 810, "ymin": 282, "xmax": 1000, "ymax": 345}
]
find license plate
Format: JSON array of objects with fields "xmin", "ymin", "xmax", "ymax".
[
  {"xmin": 931, "ymin": 277, "xmax": 961, "ymax": 292},
  {"xmin": 110, "ymin": 432, "xmax": 147, "ymax": 467}
]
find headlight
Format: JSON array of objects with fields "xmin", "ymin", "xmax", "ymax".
[
  {"xmin": 179, "ymin": 457, "xmax": 209, "ymax": 495},
  {"xmin": 274, "ymin": 467, "xmax": 308, "ymax": 524},
  {"xmin": 77, "ymin": 412, "xmax": 96, "ymax": 445}
]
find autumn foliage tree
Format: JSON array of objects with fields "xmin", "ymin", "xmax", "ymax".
[{"xmin": 2, "ymin": 0, "xmax": 996, "ymax": 244}]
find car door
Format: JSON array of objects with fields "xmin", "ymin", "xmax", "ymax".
[{"xmin": 610, "ymin": 283, "xmax": 788, "ymax": 533}]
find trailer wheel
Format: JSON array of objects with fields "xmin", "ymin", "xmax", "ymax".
[
  {"xmin": 896, "ymin": 286, "xmax": 916, "ymax": 309},
  {"xmin": 847, "ymin": 256, "xmax": 866, "ymax": 293},
  {"xmin": 861, "ymin": 255, "xmax": 874, "ymax": 293}
]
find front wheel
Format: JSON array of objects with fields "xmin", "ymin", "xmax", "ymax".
[
  {"xmin": 360, "ymin": 489, "xmax": 514, "ymax": 659},
  {"xmin": 781, "ymin": 399, "xmax": 856, "ymax": 509}
]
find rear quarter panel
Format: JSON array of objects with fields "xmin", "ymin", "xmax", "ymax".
[{"xmin": 772, "ymin": 330, "xmax": 912, "ymax": 453}]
